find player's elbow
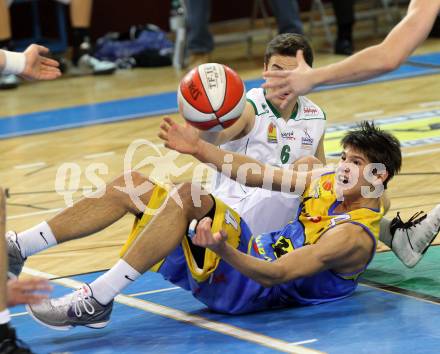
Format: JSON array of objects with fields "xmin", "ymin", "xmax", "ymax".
[{"xmin": 259, "ymin": 264, "xmax": 288, "ymax": 288}]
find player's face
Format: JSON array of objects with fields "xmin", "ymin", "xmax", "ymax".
[
  {"xmin": 335, "ymin": 146, "xmax": 381, "ymax": 200},
  {"xmin": 264, "ymin": 55, "xmax": 299, "ymax": 108}
]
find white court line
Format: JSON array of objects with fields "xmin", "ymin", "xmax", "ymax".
[
  {"xmin": 7, "ymin": 208, "xmax": 62, "ymax": 220},
  {"xmin": 11, "ymin": 311, "xmax": 28, "ymax": 317},
  {"xmin": 419, "ymin": 101, "xmax": 440, "ymax": 108},
  {"xmin": 84, "ymin": 152, "xmax": 115, "ymax": 159},
  {"xmin": 354, "ymin": 110, "xmax": 384, "ymax": 118},
  {"xmin": 127, "ymin": 287, "xmax": 180, "ymax": 297},
  {"xmin": 289, "ymin": 339, "xmax": 319, "ymax": 346},
  {"xmin": 403, "ymin": 147, "xmax": 440, "ymax": 157},
  {"xmin": 14, "ymin": 162, "xmax": 47, "ymax": 170},
  {"xmin": 22, "ymin": 267, "xmax": 324, "ymax": 354}
]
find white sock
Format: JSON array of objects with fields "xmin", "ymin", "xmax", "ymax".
[
  {"xmin": 0, "ymin": 309, "xmax": 10, "ymax": 325},
  {"xmin": 17, "ymin": 222, "xmax": 58, "ymax": 258},
  {"xmin": 89, "ymin": 259, "xmax": 141, "ymax": 305}
]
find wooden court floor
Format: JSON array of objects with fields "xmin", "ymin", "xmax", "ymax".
[{"xmin": 0, "ymin": 38, "xmax": 439, "ymax": 277}]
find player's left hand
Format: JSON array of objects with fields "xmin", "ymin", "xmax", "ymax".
[
  {"xmin": 192, "ymin": 217, "xmax": 228, "ymax": 252},
  {"xmin": 262, "ymin": 50, "xmax": 314, "ymax": 109},
  {"xmin": 7, "ymin": 278, "xmax": 52, "ymax": 307},
  {"xmin": 21, "ymin": 44, "xmax": 61, "ymax": 81},
  {"xmin": 159, "ymin": 116, "xmax": 201, "ymax": 155}
]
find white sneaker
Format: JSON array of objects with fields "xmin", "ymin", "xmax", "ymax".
[
  {"xmin": 390, "ymin": 205, "xmax": 440, "ymax": 267},
  {"xmin": 70, "ymin": 54, "xmax": 116, "ymax": 76},
  {"xmin": 27, "ymin": 284, "xmax": 113, "ymax": 331},
  {"xmin": 0, "ymin": 74, "xmax": 19, "ymax": 89}
]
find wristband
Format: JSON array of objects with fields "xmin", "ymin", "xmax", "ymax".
[
  {"xmin": 188, "ymin": 219, "xmax": 198, "ymax": 239},
  {"xmin": 2, "ymin": 50, "xmax": 26, "ymax": 75}
]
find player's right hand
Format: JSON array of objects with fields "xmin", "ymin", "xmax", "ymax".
[
  {"xmin": 7, "ymin": 278, "xmax": 52, "ymax": 307},
  {"xmin": 159, "ymin": 116, "xmax": 201, "ymax": 155},
  {"xmin": 192, "ymin": 217, "xmax": 228, "ymax": 253}
]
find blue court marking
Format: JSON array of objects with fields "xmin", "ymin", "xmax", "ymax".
[
  {"xmin": 11, "ymin": 269, "xmax": 440, "ymax": 354},
  {"xmin": 406, "ymin": 52, "xmax": 440, "ymax": 66},
  {"xmin": 1, "ymin": 52, "xmax": 440, "ymax": 139}
]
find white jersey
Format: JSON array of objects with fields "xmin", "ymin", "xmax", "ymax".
[{"xmin": 211, "ymin": 87, "xmax": 326, "ymax": 235}]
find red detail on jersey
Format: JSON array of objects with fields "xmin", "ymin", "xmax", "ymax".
[
  {"xmin": 179, "ymin": 68, "xmax": 213, "ymax": 114},
  {"xmin": 304, "ymin": 106, "xmax": 318, "ymax": 115},
  {"xmin": 253, "ymin": 241, "xmax": 260, "ymax": 254},
  {"xmin": 307, "ymin": 215, "xmax": 322, "ymax": 223},
  {"xmin": 323, "ymin": 180, "xmax": 333, "ymax": 191}
]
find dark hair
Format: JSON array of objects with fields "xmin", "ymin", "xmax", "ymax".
[
  {"xmin": 341, "ymin": 121, "xmax": 401, "ymax": 189},
  {"xmin": 264, "ymin": 33, "xmax": 314, "ymax": 67}
]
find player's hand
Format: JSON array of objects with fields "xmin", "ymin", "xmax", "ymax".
[
  {"xmin": 7, "ymin": 278, "xmax": 52, "ymax": 307},
  {"xmin": 159, "ymin": 116, "xmax": 201, "ymax": 155},
  {"xmin": 21, "ymin": 44, "xmax": 61, "ymax": 81},
  {"xmin": 262, "ymin": 50, "xmax": 314, "ymax": 109},
  {"xmin": 191, "ymin": 217, "xmax": 228, "ymax": 253}
]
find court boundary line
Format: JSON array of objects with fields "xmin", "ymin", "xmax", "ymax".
[
  {"xmin": 359, "ymin": 279, "xmax": 440, "ymax": 305},
  {"xmin": 21, "ymin": 266, "xmax": 324, "ymax": 354},
  {"xmin": 1, "ymin": 59, "xmax": 440, "ymax": 139}
]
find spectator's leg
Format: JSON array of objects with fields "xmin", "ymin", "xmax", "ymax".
[
  {"xmin": 69, "ymin": 0, "xmax": 116, "ymax": 75},
  {"xmin": 331, "ymin": 0, "xmax": 355, "ymax": 55},
  {"xmin": 185, "ymin": 0, "xmax": 213, "ymax": 66},
  {"xmin": 270, "ymin": 0, "xmax": 303, "ymax": 35}
]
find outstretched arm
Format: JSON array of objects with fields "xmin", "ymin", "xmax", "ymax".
[
  {"xmin": 198, "ymin": 101, "xmax": 255, "ymax": 145},
  {"xmin": 159, "ymin": 117, "xmax": 330, "ymax": 194},
  {"xmin": 192, "ymin": 218, "xmax": 374, "ymax": 287},
  {"xmin": 0, "ymin": 44, "xmax": 61, "ymax": 80},
  {"xmin": 263, "ymin": 0, "xmax": 440, "ymax": 105}
]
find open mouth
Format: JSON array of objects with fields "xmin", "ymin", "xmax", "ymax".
[{"xmin": 336, "ymin": 174, "xmax": 349, "ymax": 184}]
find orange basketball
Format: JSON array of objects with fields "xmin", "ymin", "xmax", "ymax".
[{"xmin": 177, "ymin": 63, "xmax": 246, "ymax": 131}]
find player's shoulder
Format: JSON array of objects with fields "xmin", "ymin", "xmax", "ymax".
[{"xmin": 297, "ymin": 96, "xmax": 326, "ymax": 120}]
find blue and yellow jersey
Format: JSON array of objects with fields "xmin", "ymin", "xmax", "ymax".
[{"xmin": 253, "ymin": 172, "xmax": 383, "ymax": 278}]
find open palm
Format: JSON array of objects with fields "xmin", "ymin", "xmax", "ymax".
[{"xmin": 159, "ymin": 116, "xmax": 200, "ymax": 155}]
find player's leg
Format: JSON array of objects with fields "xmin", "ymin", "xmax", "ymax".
[
  {"xmin": 7, "ymin": 171, "xmax": 156, "ymax": 277},
  {"xmin": 379, "ymin": 204, "xmax": 440, "ymax": 267},
  {"xmin": 27, "ymin": 183, "xmax": 215, "ymax": 330}
]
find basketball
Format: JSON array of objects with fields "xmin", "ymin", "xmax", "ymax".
[{"xmin": 177, "ymin": 63, "xmax": 246, "ymax": 131}]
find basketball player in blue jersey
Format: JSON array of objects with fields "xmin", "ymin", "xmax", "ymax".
[
  {"xmin": 24, "ymin": 120, "xmax": 405, "ymax": 329},
  {"xmin": 262, "ymin": 0, "xmax": 440, "ymax": 267}
]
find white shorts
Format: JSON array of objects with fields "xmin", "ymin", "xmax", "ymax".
[{"xmin": 220, "ymin": 189, "xmax": 301, "ymax": 236}]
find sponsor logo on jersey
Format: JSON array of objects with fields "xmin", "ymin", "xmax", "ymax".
[
  {"xmin": 267, "ymin": 122, "xmax": 278, "ymax": 143},
  {"xmin": 323, "ymin": 179, "xmax": 333, "ymax": 191},
  {"xmin": 304, "ymin": 106, "xmax": 319, "ymax": 116},
  {"xmin": 281, "ymin": 131, "xmax": 295, "ymax": 140},
  {"xmin": 330, "ymin": 214, "xmax": 351, "ymax": 227},
  {"xmin": 301, "ymin": 128, "xmax": 314, "ymax": 150},
  {"xmin": 261, "ymin": 102, "xmax": 270, "ymax": 114}
]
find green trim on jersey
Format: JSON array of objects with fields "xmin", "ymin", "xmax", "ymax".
[
  {"xmin": 264, "ymin": 91, "xmax": 299, "ymax": 120},
  {"xmin": 246, "ymin": 98, "xmax": 259, "ymax": 116}
]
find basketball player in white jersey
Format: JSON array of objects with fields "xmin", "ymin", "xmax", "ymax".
[{"xmin": 200, "ymin": 33, "xmax": 326, "ymax": 235}]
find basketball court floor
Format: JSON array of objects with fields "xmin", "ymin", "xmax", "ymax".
[{"xmin": 1, "ymin": 35, "xmax": 440, "ymax": 353}]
